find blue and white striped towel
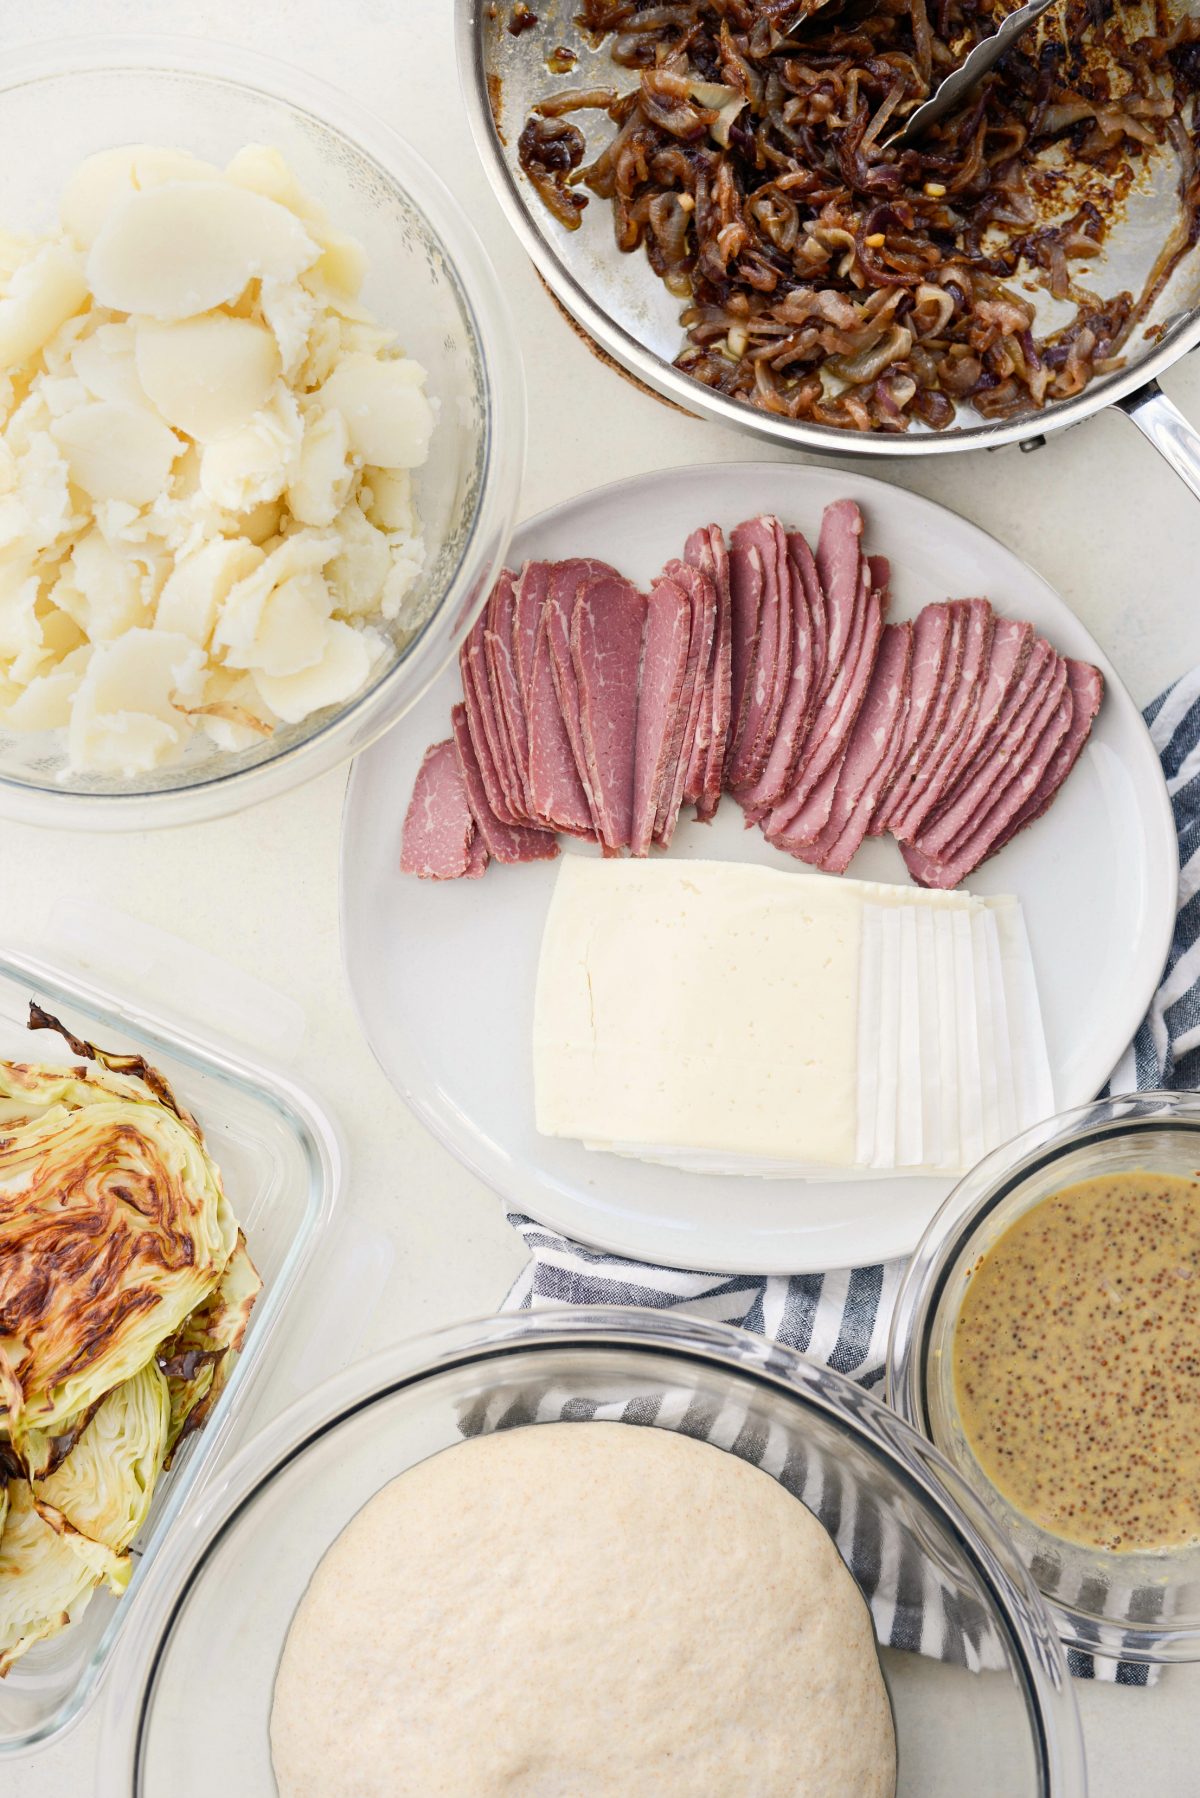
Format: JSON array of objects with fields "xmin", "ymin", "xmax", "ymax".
[{"xmin": 503, "ymin": 671, "xmax": 1200, "ymax": 1685}]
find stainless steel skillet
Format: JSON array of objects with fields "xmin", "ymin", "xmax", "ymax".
[{"xmin": 458, "ymin": 0, "xmax": 1200, "ymax": 497}]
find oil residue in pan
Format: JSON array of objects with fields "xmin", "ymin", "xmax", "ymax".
[{"xmin": 483, "ymin": 0, "xmax": 1200, "ymax": 433}]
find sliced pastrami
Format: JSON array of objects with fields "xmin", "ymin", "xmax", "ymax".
[
  {"xmin": 790, "ymin": 531, "xmax": 827, "ymax": 724},
  {"xmin": 735, "ymin": 533, "xmax": 820, "ymax": 819},
  {"xmin": 656, "ymin": 560, "xmax": 717, "ymax": 848},
  {"xmin": 682, "ymin": 524, "xmax": 733, "ymax": 822},
  {"xmin": 570, "ymin": 567, "xmax": 646, "ymax": 852},
  {"xmin": 725, "ymin": 517, "xmax": 791, "ymax": 789},
  {"xmin": 401, "ymin": 738, "xmax": 477, "ymax": 879},
  {"xmin": 451, "ymin": 703, "xmax": 559, "ymax": 866},
  {"xmin": 902, "ymin": 672, "xmax": 1074, "ymax": 890},
  {"xmin": 914, "ymin": 639, "xmax": 1060, "ymax": 858},
  {"xmin": 681, "ymin": 525, "xmax": 723, "ymax": 814},
  {"xmin": 484, "ymin": 569, "xmax": 533, "ymax": 815},
  {"xmin": 527, "ymin": 611, "xmax": 594, "ymax": 836},
  {"xmin": 867, "ymin": 601, "xmax": 953, "ymax": 833},
  {"xmin": 723, "ymin": 522, "xmax": 767, "ymax": 782},
  {"xmin": 988, "ymin": 659, "xmax": 1104, "ymax": 859},
  {"xmin": 796, "ymin": 621, "xmax": 914, "ymax": 875},
  {"xmin": 814, "ymin": 500, "xmax": 864, "ymax": 688},
  {"xmin": 465, "ymin": 829, "xmax": 489, "ymax": 878},
  {"xmin": 769, "ymin": 555, "xmax": 885, "ymax": 847},
  {"xmin": 632, "ymin": 575, "xmax": 692, "ymax": 857},
  {"xmin": 513, "ymin": 561, "xmax": 550, "ymax": 715},
  {"xmin": 889, "ymin": 598, "xmax": 993, "ymax": 843}
]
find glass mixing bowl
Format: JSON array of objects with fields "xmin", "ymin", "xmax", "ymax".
[
  {"xmin": 0, "ymin": 36, "xmax": 523, "ymax": 829},
  {"xmin": 889, "ymin": 1091, "xmax": 1200, "ymax": 1665},
  {"xmin": 98, "ymin": 1308, "xmax": 1085, "ymax": 1796}
]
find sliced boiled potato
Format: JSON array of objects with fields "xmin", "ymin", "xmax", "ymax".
[
  {"xmin": 259, "ymin": 279, "xmax": 317, "ymax": 378},
  {"xmin": 253, "ymin": 617, "xmax": 370, "ymax": 723},
  {"xmin": 71, "ymin": 323, "xmax": 146, "ymax": 408},
  {"xmin": 51, "ymin": 401, "xmax": 182, "ymax": 506},
  {"xmin": 68, "ymin": 627, "xmax": 205, "ymax": 773},
  {"xmin": 235, "ymin": 570, "xmax": 332, "ymax": 678},
  {"xmin": 326, "ymin": 500, "xmax": 390, "ymax": 617},
  {"xmin": 288, "ymin": 408, "xmax": 352, "ymax": 528},
  {"xmin": 60, "ymin": 146, "xmax": 221, "ymax": 247},
  {"xmin": 88, "ymin": 182, "xmax": 320, "ymax": 321},
  {"xmin": 70, "ymin": 528, "xmax": 152, "ymax": 641},
  {"xmin": 363, "ymin": 467, "xmax": 414, "ymax": 534},
  {"xmin": 3, "ymin": 666, "xmax": 81, "ymax": 730},
  {"xmin": 135, "ymin": 315, "xmax": 280, "ymax": 442},
  {"xmin": 198, "ymin": 385, "xmax": 302, "ymax": 511},
  {"xmin": 155, "ymin": 536, "xmax": 264, "ymax": 646},
  {"xmin": 318, "ymin": 354, "xmax": 433, "ymax": 468},
  {"xmin": 224, "ymin": 145, "xmax": 323, "ymax": 220},
  {"xmin": 0, "ymin": 244, "xmax": 88, "ymax": 368},
  {"xmin": 304, "ymin": 227, "xmax": 368, "ymax": 299},
  {"xmin": 211, "ymin": 531, "xmax": 335, "ymax": 664}
]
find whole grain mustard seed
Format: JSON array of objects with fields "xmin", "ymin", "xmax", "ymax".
[{"xmin": 953, "ymin": 1171, "xmax": 1200, "ymax": 1554}]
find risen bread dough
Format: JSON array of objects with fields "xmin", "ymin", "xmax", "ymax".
[{"xmin": 269, "ymin": 1422, "xmax": 895, "ymax": 1798}]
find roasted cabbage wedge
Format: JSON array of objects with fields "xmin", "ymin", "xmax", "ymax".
[{"xmin": 0, "ymin": 1009, "xmax": 260, "ymax": 1674}]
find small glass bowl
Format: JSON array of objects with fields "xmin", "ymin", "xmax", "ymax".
[
  {"xmin": 889, "ymin": 1090, "xmax": 1200, "ymax": 1665},
  {"xmin": 0, "ymin": 35, "xmax": 524, "ymax": 829},
  {"xmin": 98, "ymin": 1308, "xmax": 1085, "ymax": 1796}
]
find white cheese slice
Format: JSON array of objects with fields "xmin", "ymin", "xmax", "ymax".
[
  {"xmin": 896, "ymin": 904, "xmax": 923, "ymax": 1168},
  {"xmin": 952, "ymin": 909, "xmax": 985, "ymax": 1168},
  {"xmin": 871, "ymin": 906, "xmax": 901, "ymax": 1170},
  {"xmin": 913, "ymin": 905, "xmax": 943, "ymax": 1171},
  {"xmin": 855, "ymin": 904, "xmax": 883, "ymax": 1168},
  {"xmin": 534, "ymin": 858, "xmax": 862, "ymax": 1168},
  {"xmin": 983, "ymin": 908, "xmax": 1018, "ymax": 1145},
  {"xmin": 971, "ymin": 908, "xmax": 1001, "ymax": 1153},
  {"xmin": 991, "ymin": 896, "xmax": 1054, "ymax": 1128}
]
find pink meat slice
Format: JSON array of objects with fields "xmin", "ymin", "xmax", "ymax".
[
  {"xmin": 795, "ymin": 621, "xmax": 914, "ymax": 874},
  {"xmin": 451, "ymin": 703, "xmax": 559, "ymax": 865},
  {"xmin": 514, "ymin": 561, "xmax": 550, "ymax": 714},
  {"xmin": 527, "ymin": 611, "xmax": 594, "ymax": 837},
  {"xmin": 914, "ymin": 638, "xmax": 1060, "ymax": 858},
  {"xmin": 466, "ymin": 604, "xmax": 527, "ymax": 821},
  {"xmin": 680, "ymin": 526, "xmax": 722, "ymax": 810},
  {"xmin": 867, "ymin": 603, "xmax": 953, "ymax": 834},
  {"xmin": 874, "ymin": 601, "xmax": 964, "ymax": 833},
  {"xmin": 546, "ymin": 558, "xmax": 622, "ymax": 832},
  {"xmin": 790, "ymin": 531, "xmax": 827, "ymax": 724},
  {"xmin": 735, "ymin": 533, "xmax": 819, "ymax": 820},
  {"xmin": 401, "ymin": 739, "xmax": 477, "ymax": 880},
  {"xmin": 817, "ymin": 629, "xmax": 915, "ymax": 876},
  {"xmin": 723, "ymin": 523, "xmax": 767, "ymax": 781},
  {"xmin": 899, "ymin": 615, "xmax": 1034, "ymax": 842},
  {"xmin": 631, "ymin": 575, "xmax": 692, "ymax": 857},
  {"xmin": 570, "ymin": 567, "xmax": 646, "ymax": 852},
  {"xmin": 769, "ymin": 556, "xmax": 885, "ymax": 847},
  {"xmin": 814, "ymin": 500, "xmax": 864, "ymax": 686},
  {"xmin": 460, "ymin": 632, "xmax": 520, "ymax": 826},
  {"xmin": 682, "ymin": 524, "xmax": 733, "ymax": 822},
  {"xmin": 902, "ymin": 672, "xmax": 1075, "ymax": 889},
  {"xmin": 726, "ymin": 517, "xmax": 791, "ymax": 789},
  {"xmin": 889, "ymin": 598, "xmax": 994, "ymax": 842},
  {"xmin": 465, "ymin": 830, "xmax": 489, "ymax": 878},
  {"xmin": 656, "ymin": 560, "xmax": 717, "ymax": 848},
  {"xmin": 484, "ymin": 569, "xmax": 533, "ymax": 814},
  {"xmin": 988, "ymin": 659, "xmax": 1104, "ymax": 858}
]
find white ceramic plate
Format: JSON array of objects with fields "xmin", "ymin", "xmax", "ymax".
[{"xmin": 341, "ymin": 464, "xmax": 1176, "ymax": 1274}]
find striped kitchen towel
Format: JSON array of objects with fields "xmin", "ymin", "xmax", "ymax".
[{"xmin": 503, "ymin": 669, "xmax": 1200, "ymax": 1684}]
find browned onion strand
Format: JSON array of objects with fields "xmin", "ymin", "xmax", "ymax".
[{"xmin": 525, "ymin": 0, "xmax": 1200, "ymax": 430}]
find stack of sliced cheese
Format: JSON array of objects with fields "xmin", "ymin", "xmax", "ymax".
[{"xmin": 533, "ymin": 858, "xmax": 1052, "ymax": 1178}]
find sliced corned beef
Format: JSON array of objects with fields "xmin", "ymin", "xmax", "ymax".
[
  {"xmin": 769, "ymin": 554, "xmax": 885, "ymax": 848},
  {"xmin": 888, "ymin": 598, "xmax": 993, "ymax": 842},
  {"xmin": 545, "ymin": 558, "xmax": 620, "ymax": 831},
  {"xmin": 401, "ymin": 738, "xmax": 478, "ymax": 880},
  {"xmin": 867, "ymin": 601, "xmax": 953, "ymax": 833},
  {"xmin": 735, "ymin": 531, "xmax": 820, "ymax": 819},
  {"xmin": 723, "ymin": 522, "xmax": 767, "ymax": 781},
  {"xmin": 725, "ymin": 517, "xmax": 791, "ymax": 790},
  {"xmin": 571, "ymin": 567, "xmax": 646, "ymax": 852},
  {"xmin": 484, "ymin": 569, "xmax": 534, "ymax": 816},
  {"xmin": 514, "ymin": 561, "xmax": 550, "ymax": 714},
  {"xmin": 656, "ymin": 559, "xmax": 717, "ymax": 848},
  {"xmin": 527, "ymin": 610, "xmax": 594, "ymax": 836},
  {"xmin": 465, "ymin": 829, "xmax": 489, "ymax": 878},
  {"xmin": 632, "ymin": 575, "xmax": 692, "ymax": 857},
  {"xmin": 914, "ymin": 638, "xmax": 1060, "ymax": 858},
  {"xmin": 874, "ymin": 600, "xmax": 966, "ymax": 833},
  {"xmin": 988, "ymin": 659, "xmax": 1104, "ymax": 858},
  {"xmin": 682, "ymin": 524, "xmax": 732, "ymax": 822},
  {"xmin": 798, "ymin": 620, "xmax": 914, "ymax": 875},
  {"xmin": 460, "ymin": 631, "xmax": 520, "ymax": 826},
  {"xmin": 451, "ymin": 703, "xmax": 559, "ymax": 865}
]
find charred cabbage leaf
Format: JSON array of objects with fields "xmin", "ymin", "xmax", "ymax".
[
  {"xmin": 0, "ymin": 1014, "xmax": 237, "ymax": 1462},
  {"xmin": 0, "ymin": 1010, "xmax": 260, "ymax": 1675}
]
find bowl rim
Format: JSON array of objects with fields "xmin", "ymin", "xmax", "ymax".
[
  {"xmin": 94, "ymin": 1305, "xmax": 1086, "ymax": 1796},
  {"xmin": 0, "ymin": 32, "xmax": 526, "ymax": 830},
  {"xmin": 887, "ymin": 1089, "xmax": 1200, "ymax": 1663}
]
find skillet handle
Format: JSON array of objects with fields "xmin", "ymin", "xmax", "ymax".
[{"xmin": 1116, "ymin": 379, "xmax": 1200, "ymax": 504}]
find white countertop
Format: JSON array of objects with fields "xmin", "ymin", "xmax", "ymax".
[{"xmin": 4, "ymin": 0, "xmax": 1200, "ymax": 1788}]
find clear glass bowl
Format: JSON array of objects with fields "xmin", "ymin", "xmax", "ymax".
[
  {"xmin": 0, "ymin": 942, "xmax": 342, "ymax": 1755},
  {"xmin": 889, "ymin": 1091, "xmax": 1200, "ymax": 1665},
  {"xmin": 98, "ymin": 1308, "xmax": 1085, "ymax": 1795},
  {"xmin": 0, "ymin": 35, "xmax": 524, "ymax": 830}
]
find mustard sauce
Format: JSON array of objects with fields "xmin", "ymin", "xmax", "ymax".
[{"xmin": 953, "ymin": 1171, "xmax": 1200, "ymax": 1553}]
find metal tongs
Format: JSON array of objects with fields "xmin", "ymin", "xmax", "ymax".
[{"xmin": 887, "ymin": 0, "xmax": 1059, "ymax": 146}]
